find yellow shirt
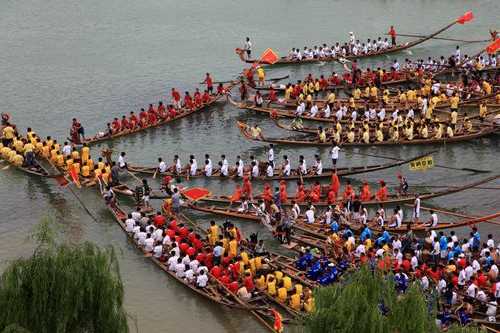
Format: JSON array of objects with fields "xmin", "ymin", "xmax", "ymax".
[
  {"xmin": 283, "ymin": 276, "xmax": 292, "ymax": 291},
  {"xmin": 267, "ymin": 280, "xmax": 276, "ymax": 296},
  {"xmin": 295, "ymin": 284, "xmax": 303, "ymax": 296},
  {"xmin": 254, "ymin": 256, "xmax": 262, "ymax": 270},
  {"xmin": 2, "ymin": 126, "xmax": 15, "ymax": 139},
  {"xmin": 376, "ymin": 129, "xmax": 384, "ymax": 142},
  {"xmin": 451, "ymin": 111, "xmax": 458, "ymax": 124},
  {"xmin": 369, "ymin": 86, "xmax": 378, "ymax": 97},
  {"xmin": 14, "ymin": 139, "xmax": 24, "ymax": 153},
  {"xmin": 56, "ymin": 154, "xmax": 65, "ymax": 167},
  {"xmin": 240, "ymin": 251, "xmax": 249, "ymax": 265},
  {"xmin": 284, "ymin": 87, "xmax": 293, "ymax": 100},
  {"xmin": 319, "ymin": 131, "xmax": 326, "ymax": 143},
  {"xmin": 353, "ymin": 88, "xmax": 361, "ymax": 100},
  {"xmin": 480, "ymin": 104, "xmax": 487, "ymax": 117},
  {"xmin": 81, "ymin": 165, "xmax": 90, "ymax": 177},
  {"xmin": 290, "ymin": 293, "xmax": 301, "ymax": 310},
  {"xmin": 228, "ymin": 239, "xmax": 238, "ymax": 257},
  {"xmin": 274, "ymin": 271, "xmax": 283, "ymax": 283},
  {"xmin": 450, "ymin": 96, "xmax": 459, "ymax": 109},
  {"xmin": 71, "ymin": 150, "xmax": 80, "ymax": 161},
  {"xmin": 277, "ymin": 287, "xmax": 287, "ymax": 303},
  {"xmin": 12, "ymin": 154, "xmax": 23, "ymax": 166},
  {"xmin": 256, "ymin": 68, "xmax": 265, "ymax": 79},
  {"xmin": 327, "ymin": 92, "xmax": 336, "ymax": 104},
  {"xmin": 81, "ymin": 147, "xmax": 90, "ymax": 163},
  {"xmin": 23, "ymin": 143, "xmax": 34, "ymax": 154},
  {"xmin": 347, "ymin": 131, "xmax": 355, "ymax": 143},
  {"xmin": 255, "ymin": 275, "xmax": 266, "ymax": 290},
  {"xmin": 482, "ymin": 81, "xmax": 492, "ymax": 95},
  {"xmin": 304, "ymin": 297, "xmax": 315, "ymax": 313}
]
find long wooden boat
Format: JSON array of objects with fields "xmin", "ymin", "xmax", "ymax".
[
  {"xmin": 128, "ymin": 151, "xmax": 432, "ymax": 182},
  {"xmin": 236, "ymin": 18, "xmax": 460, "ymax": 66},
  {"xmin": 194, "ymin": 174, "xmax": 500, "ymax": 208},
  {"xmin": 73, "ymin": 82, "xmax": 237, "ymax": 146},
  {"xmin": 185, "ymin": 202, "xmax": 500, "ymax": 236},
  {"xmin": 237, "ymin": 120, "xmax": 500, "ymax": 147}
]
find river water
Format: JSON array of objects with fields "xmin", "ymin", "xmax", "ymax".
[{"xmin": 1, "ymin": 0, "xmax": 499, "ymax": 332}]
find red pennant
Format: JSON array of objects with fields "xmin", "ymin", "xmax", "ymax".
[
  {"xmin": 181, "ymin": 187, "xmax": 211, "ymax": 201},
  {"xmin": 486, "ymin": 39, "xmax": 500, "ymax": 54},
  {"xmin": 456, "ymin": 11, "xmax": 474, "ymax": 24},
  {"xmin": 259, "ymin": 48, "xmax": 279, "ymax": 65},
  {"xmin": 69, "ymin": 165, "xmax": 81, "ymax": 188}
]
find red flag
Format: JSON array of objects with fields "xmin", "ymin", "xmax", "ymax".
[
  {"xmin": 486, "ymin": 39, "xmax": 500, "ymax": 54},
  {"xmin": 456, "ymin": 11, "xmax": 474, "ymax": 24},
  {"xmin": 260, "ymin": 48, "xmax": 279, "ymax": 65},
  {"xmin": 270, "ymin": 309, "xmax": 283, "ymax": 332},
  {"xmin": 181, "ymin": 187, "xmax": 211, "ymax": 201}
]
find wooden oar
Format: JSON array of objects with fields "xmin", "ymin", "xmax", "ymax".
[
  {"xmin": 347, "ymin": 151, "xmax": 491, "ymax": 174},
  {"xmin": 386, "ymin": 33, "xmax": 491, "ymax": 43},
  {"xmin": 393, "ymin": 184, "xmax": 500, "ymax": 190}
]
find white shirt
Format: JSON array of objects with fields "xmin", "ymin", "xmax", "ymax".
[
  {"xmin": 330, "ymin": 146, "xmax": 340, "ymax": 160},
  {"xmin": 125, "ymin": 218, "xmax": 135, "ymax": 232},
  {"xmin": 377, "ymin": 109, "xmax": 386, "ymax": 121},
  {"xmin": 131, "ymin": 211, "xmax": 141, "ymax": 221},
  {"xmin": 220, "ymin": 163, "xmax": 229, "ymax": 176},
  {"xmin": 144, "ymin": 238, "xmax": 154, "ymax": 252},
  {"xmin": 158, "ymin": 161, "xmax": 167, "ymax": 173},
  {"xmin": 153, "ymin": 229, "xmax": 163, "ymax": 242},
  {"xmin": 62, "ymin": 145, "xmax": 72, "ymax": 157},
  {"xmin": 252, "ymin": 164, "xmax": 259, "ymax": 177},
  {"xmin": 175, "ymin": 263, "xmax": 186, "ymax": 278},
  {"xmin": 299, "ymin": 160, "xmax": 307, "ymax": 174},
  {"xmin": 466, "ymin": 283, "xmax": 477, "ymax": 298},
  {"xmin": 267, "ymin": 148, "xmax": 274, "ymax": 162},
  {"xmin": 136, "ymin": 232, "xmax": 147, "ymax": 246},
  {"xmin": 266, "ymin": 165, "xmax": 273, "ymax": 177},
  {"xmin": 430, "ymin": 213, "xmax": 438, "ymax": 227},
  {"xmin": 168, "ymin": 256, "xmax": 179, "ymax": 271},
  {"xmin": 237, "ymin": 163, "xmax": 244, "ymax": 177},
  {"xmin": 310, "ymin": 105, "xmax": 319, "ymax": 117},
  {"xmin": 283, "ymin": 162, "xmax": 291, "ymax": 176},
  {"xmin": 305, "ymin": 209, "xmax": 315, "ymax": 224},
  {"xmin": 316, "ymin": 161, "xmax": 323, "ymax": 175},
  {"xmin": 184, "ymin": 269, "xmax": 195, "ymax": 282},
  {"xmin": 204, "ymin": 164, "xmax": 212, "ymax": 176},
  {"xmin": 190, "ymin": 163, "xmax": 197, "ymax": 176},
  {"xmin": 153, "ymin": 245, "xmax": 163, "ymax": 258},
  {"xmin": 118, "ymin": 155, "xmax": 126, "ymax": 168},
  {"xmin": 197, "ymin": 274, "xmax": 209, "ymax": 287},
  {"xmin": 175, "ymin": 159, "xmax": 182, "ymax": 173}
]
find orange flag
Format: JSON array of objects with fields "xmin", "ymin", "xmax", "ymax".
[
  {"xmin": 486, "ymin": 39, "xmax": 500, "ymax": 54},
  {"xmin": 260, "ymin": 48, "xmax": 279, "ymax": 65},
  {"xmin": 456, "ymin": 11, "xmax": 474, "ymax": 24},
  {"xmin": 270, "ymin": 308, "xmax": 283, "ymax": 332},
  {"xmin": 69, "ymin": 164, "xmax": 81, "ymax": 188}
]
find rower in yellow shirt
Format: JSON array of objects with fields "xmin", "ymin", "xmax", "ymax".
[
  {"xmin": 352, "ymin": 88, "xmax": 361, "ymax": 100},
  {"xmin": 482, "ymin": 80, "xmax": 492, "ymax": 95},
  {"xmin": 479, "ymin": 102, "xmax": 487, "ymax": 121},
  {"xmin": 327, "ymin": 91, "xmax": 336, "ymax": 104},
  {"xmin": 369, "ymin": 85, "xmax": 378, "ymax": 102},
  {"xmin": 81, "ymin": 144, "xmax": 90, "ymax": 163},
  {"xmin": 289, "ymin": 293, "xmax": 301, "ymax": 310},
  {"xmin": 55, "ymin": 151, "xmax": 65, "ymax": 167},
  {"xmin": 228, "ymin": 237, "xmax": 238, "ymax": 257},
  {"xmin": 255, "ymin": 274, "xmax": 266, "ymax": 290},
  {"xmin": 266, "ymin": 275, "xmax": 277, "ymax": 296},
  {"xmin": 277, "ymin": 284, "xmax": 288, "ymax": 303}
]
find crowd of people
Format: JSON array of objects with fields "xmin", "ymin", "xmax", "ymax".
[{"xmin": 119, "ymin": 206, "xmax": 315, "ymax": 313}]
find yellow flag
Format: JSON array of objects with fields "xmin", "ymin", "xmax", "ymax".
[{"xmin": 409, "ymin": 156, "xmax": 434, "ymax": 171}]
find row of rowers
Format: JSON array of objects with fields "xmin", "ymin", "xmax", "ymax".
[
  {"xmin": 260, "ymin": 76, "xmax": 496, "ymax": 107},
  {"xmin": 152, "ymin": 149, "xmax": 336, "ymax": 178},
  {"xmin": 226, "ymin": 175, "xmax": 400, "ymax": 206},
  {"xmin": 308, "ymin": 110, "xmax": 479, "ymax": 144},
  {"xmin": 105, "ymin": 84, "xmax": 226, "ymax": 134},
  {"xmin": 9, "ymin": 128, "xmax": 119, "ymax": 182},
  {"xmin": 293, "ymin": 218, "xmax": 499, "ymax": 327},
  {"xmin": 122, "ymin": 209, "xmax": 315, "ymax": 312}
]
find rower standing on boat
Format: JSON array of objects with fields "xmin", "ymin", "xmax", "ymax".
[
  {"xmin": 388, "ymin": 26, "xmax": 397, "ymax": 46},
  {"xmin": 330, "ymin": 142, "xmax": 340, "ymax": 170},
  {"xmin": 202, "ymin": 73, "xmax": 214, "ymax": 94},
  {"xmin": 413, "ymin": 194, "xmax": 420, "ymax": 223},
  {"xmin": 243, "ymin": 37, "xmax": 252, "ymax": 59},
  {"xmin": 267, "ymin": 144, "xmax": 274, "ymax": 168}
]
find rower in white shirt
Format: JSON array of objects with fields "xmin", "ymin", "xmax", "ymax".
[
  {"xmin": 251, "ymin": 162, "xmax": 259, "ymax": 177},
  {"xmin": 189, "ymin": 159, "xmax": 197, "ymax": 176},
  {"xmin": 157, "ymin": 158, "xmax": 167, "ymax": 173},
  {"xmin": 236, "ymin": 161, "xmax": 244, "ymax": 177},
  {"xmin": 219, "ymin": 160, "xmax": 229, "ymax": 177},
  {"xmin": 221, "ymin": 154, "xmax": 228, "ymax": 169},
  {"xmin": 413, "ymin": 194, "xmax": 421, "ymax": 221},
  {"xmin": 335, "ymin": 108, "xmax": 343, "ymax": 121},
  {"xmin": 315, "ymin": 157, "xmax": 323, "ymax": 175},
  {"xmin": 125, "ymin": 214, "xmax": 135, "ymax": 232},
  {"xmin": 351, "ymin": 110, "xmax": 358, "ymax": 122},
  {"xmin": 323, "ymin": 104, "xmax": 331, "ymax": 118},
  {"xmin": 377, "ymin": 108, "xmax": 386, "ymax": 121},
  {"xmin": 266, "ymin": 163, "xmax": 274, "ymax": 177},
  {"xmin": 310, "ymin": 103, "xmax": 319, "ymax": 117},
  {"xmin": 204, "ymin": 160, "xmax": 212, "ymax": 176},
  {"xmin": 298, "ymin": 156, "xmax": 307, "ymax": 174},
  {"xmin": 282, "ymin": 156, "xmax": 291, "ymax": 176},
  {"xmin": 305, "ymin": 206, "xmax": 315, "ymax": 224},
  {"xmin": 118, "ymin": 152, "xmax": 127, "ymax": 168},
  {"xmin": 204, "ymin": 154, "xmax": 212, "ymax": 169},
  {"xmin": 267, "ymin": 144, "xmax": 274, "ymax": 167},
  {"xmin": 173, "ymin": 155, "xmax": 182, "ymax": 174}
]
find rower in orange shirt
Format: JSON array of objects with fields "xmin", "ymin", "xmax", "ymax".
[
  {"xmin": 360, "ymin": 181, "xmax": 372, "ymax": 201},
  {"xmin": 327, "ymin": 188, "xmax": 337, "ymax": 204},
  {"xmin": 202, "ymin": 90, "xmax": 211, "ymax": 104},
  {"xmin": 342, "ymin": 180, "xmax": 355, "ymax": 201},
  {"xmin": 171, "ymin": 88, "xmax": 181, "ymax": 109},
  {"xmin": 120, "ymin": 116, "xmax": 130, "ymax": 130},
  {"xmin": 194, "ymin": 88, "xmax": 202, "ymax": 107},
  {"xmin": 375, "ymin": 180, "xmax": 389, "ymax": 201},
  {"xmin": 242, "ymin": 175, "xmax": 253, "ymax": 200},
  {"xmin": 203, "ymin": 73, "xmax": 214, "ymax": 94},
  {"xmin": 295, "ymin": 182, "xmax": 306, "ymax": 202},
  {"xmin": 279, "ymin": 180, "xmax": 288, "ymax": 204},
  {"xmin": 111, "ymin": 118, "xmax": 121, "ymax": 133},
  {"xmin": 129, "ymin": 111, "xmax": 138, "ymax": 129},
  {"xmin": 261, "ymin": 183, "xmax": 273, "ymax": 203},
  {"xmin": 229, "ymin": 184, "xmax": 242, "ymax": 205},
  {"xmin": 184, "ymin": 92, "xmax": 194, "ymax": 109}
]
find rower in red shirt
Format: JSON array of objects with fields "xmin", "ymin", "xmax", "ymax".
[
  {"xmin": 153, "ymin": 212, "xmax": 166, "ymax": 227},
  {"xmin": 167, "ymin": 104, "xmax": 177, "ymax": 118},
  {"xmin": 342, "ymin": 180, "xmax": 355, "ymax": 200},
  {"xmin": 193, "ymin": 88, "xmax": 202, "ymax": 107},
  {"xmin": 111, "ymin": 117, "xmax": 121, "ymax": 132},
  {"xmin": 279, "ymin": 180, "xmax": 288, "ymax": 204},
  {"xmin": 129, "ymin": 111, "xmax": 138, "ymax": 129},
  {"xmin": 217, "ymin": 83, "xmax": 225, "ymax": 95},
  {"xmin": 375, "ymin": 180, "xmax": 389, "ymax": 201},
  {"xmin": 261, "ymin": 183, "xmax": 273, "ymax": 203},
  {"xmin": 295, "ymin": 183, "xmax": 305, "ymax": 202},
  {"xmin": 202, "ymin": 90, "xmax": 211, "ymax": 104},
  {"xmin": 329, "ymin": 72, "xmax": 340, "ymax": 86},
  {"xmin": 120, "ymin": 116, "xmax": 130, "ymax": 131},
  {"xmin": 360, "ymin": 181, "xmax": 372, "ymax": 201},
  {"xmin": 171, "ymin": 88, "xmax": 181, "ymax": 109},
  {"xmin": 139, "ymin": 107, "xmax": 148, "ymax": 122},
  {"xmin": 242, "ymin": 175, "xmax": 253, "ymax": 200},
  {"xmin": 388, "ymin": 25, "xmax": 397, "ymax": 46},
  {"xmin": 184, "ymin": 92, "xmax": 194, "ymax": 110},
  {"xmin": 330, "ymin": 172, "xmax": 340, "ymax": 195},
  {"xmin": 267, "ymin": 87, "xmax": 277, "ymax": 106},
  {"xmin": 327, "ymin": 188, "xmax": 337, "ymax": 204},
  {"xmin": 147, "ymin": 103, "xmax": 155, "ymax": 114},
  {"xmin": 229, "ymin": 184, "xmax": 242, "ymax": 204},
  {"xmin": 148, "ymin": 111, "xmax": 157, "ymax": 124},
  {"xmin": 203, "ymin": 73, "xmax": 214, "ymax": 94},
  {"xmin": 157, "ymin": 101, "xmax": 166, "ymax": 117},
  {"xmin": 319, "ymin": 75, "xmax": 328, "ymax": 91}
]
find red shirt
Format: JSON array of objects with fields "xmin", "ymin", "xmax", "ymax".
[
  {"xmin": 211, "ymin": 266, "xmax": 222, "ymax": 278},
  {"xmin": 129, "ymin": 114, "xmax": 138, "ymax": 127},
  {"xmin": 217, "ymin": 85, "xmax": 224, "ymax": 95},
  {"xmin": 228, "ymin": 281, "xmax": 239, "ymax": 293},
  {"xmin": 111, "ymin": 120, "xmax": 121, "ymax": 132},
  {"xmin": 178, "ymin": 226, "xmax": 189, "ymax": 238},
  {"xmin": 172, "ymin": 90, "xmax": 181, "ymax": 102},
  {"xmin": 179, "ymin": 242, "xmax": 189, "ymax": 254},
  {"xmin": 202, "ymin": 92, "xmax": 211, "ymax": 103},
  {"xmin": 205, "ymin": 76, "xmax": 213, "ymax": 88},
  {"xmin": 186, "ymin": 247, "xmax": 196, "ymax": 257},
  {"xmin": 121, "ymin": 118, "xmax": 129, "ymax": 130},
  {"xmin": 153, "ymin": 215, "xmax": 166, "ymax": 227},
  {"xmin": 389, "ymin": 27, "xmax": 396, "ymax": 38},
  {"xmin": 168, "ymin": 106, "xmax": 177, "ymax": 118},
  {"xmin": 184, "ymin": 95, "xmax": 193, "ymax": 109},
  {"xmin": 168, "ymin": 219, "xmax": 178, "ymax": 231},
  {"xmin": 244, "ymin": 276, "xmax": 255, "ymax": 292}
]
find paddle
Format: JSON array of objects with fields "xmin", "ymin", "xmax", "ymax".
[
  {"xmin": 152, "ymin": 168, "xmax": 158, "ymax": 179},
  {"xmin": 385, "ymin": 33, "xmax": 490, "ymax": 43},
  {"xmin": 407, "ymin": 204, "xmax": 500, "ymax": 226},
  {"xmin": 347, "ymin": 151, "xmax": 491, "ymax": 174}
]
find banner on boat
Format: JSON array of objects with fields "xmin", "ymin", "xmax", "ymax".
[{"xmin": 409, "ymin": 156, "xmax": 434, "ymax": 171}]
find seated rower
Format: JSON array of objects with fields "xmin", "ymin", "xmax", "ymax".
[
  {"xmin": 445, "ymin": 123, "xmax": 454, "ymax": 138},
  {"xmin": 346, "ymin": 128, "xmax": 356, "ymax": 143},
  {"xmin": 318, "ymin": 127, "xmax": 327, "ymax": 143},
  {"xmin": 254, "ymin": 91, "xmax": 263, "ymax": 107}
]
